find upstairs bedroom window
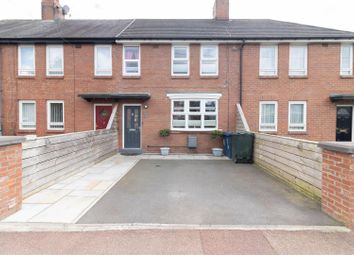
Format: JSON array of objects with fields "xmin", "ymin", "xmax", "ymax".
[
  {"xmin": 172, "ymin": 45, "xmax": 189, "ymax": 76},
  {"xmin": 19, "ymin": 100, "xmax": 36, "ymax": 130},
  {"xmin": 259, "ymin": 101, "xmax": 278, "ymax": 132},
  {"xmin": 95, "ymin": 45, "xmax": 112, "ymax": 76},
  {"xmin": 123, "ymin": 45, "xmax": 140, "ymax": 76},
  {"xmin": 18, "ymin": 45, "xmax": 35, "ymax": 76},
  {"xmin": 200, "ymin": 45, "xmax": 218, "ymax": 76},
  {"xmin": 259, "ymin": 45, "xmax": 278, "ymax": 76},
  {"xmin": 46, "ymin": 45, "xmax": 64, "ymax": 76},
  {"xmin": 289, "ymin": 45, "xmax": 308, "ymax": 76},
  {"xmin": 47, "ymin": 100, "xmax": 64, "ymax": 130},
  {"xmin": 341, "ymin": 44, "xmax": 353, "ymax": 76}
]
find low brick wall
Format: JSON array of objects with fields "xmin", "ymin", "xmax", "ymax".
[
  {"xmin": 22, "ymin": 129, "xmax": 118, "ymax": 198},
  {"xmin": 254, "ymin": 133, "xmax": 322, "ymax": 200},
  {"xmin": 0, "ymin": 137, "xmax": 25, "ymax": 220}
]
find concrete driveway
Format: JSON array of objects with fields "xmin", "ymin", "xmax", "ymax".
[{"xmin": 78, "ymin": 159, "xmax": 339, "ymax": 226}]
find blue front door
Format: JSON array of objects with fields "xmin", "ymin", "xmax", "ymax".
[{"xmin": 124, "ymin": 106, "xmax": 141, "ymax": 148}]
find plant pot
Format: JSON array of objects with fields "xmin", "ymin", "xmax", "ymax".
[
  {"xmin": 212, "ymin": 148, "xmax": 223, "ymax": 157},
  {"xmin": 160, "ymin": 147, "xmax": 170, "ymax": 156}
]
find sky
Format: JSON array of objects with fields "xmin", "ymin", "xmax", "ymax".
[{"xmin": 0, "ymin": 0, "xmax": 353, "ymax": 32}]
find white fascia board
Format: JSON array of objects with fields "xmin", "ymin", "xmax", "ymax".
[{"xmin": 167, "ymin": 93, "xmax": 222, "ymax": 100}]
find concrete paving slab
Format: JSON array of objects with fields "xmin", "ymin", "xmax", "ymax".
[
  {"xmin": 23, "ymin": 189, "xmax": 72, "ymax": 204},
  {"xmin": 1, "ymin": 204, "xmax": 51, "ymax": 223},
  {"xmin": 78, "ymin": 160, "xmax": 340, "ymax": 226}
]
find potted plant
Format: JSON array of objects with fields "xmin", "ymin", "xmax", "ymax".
[
  {"xmin": 159, "ymin": 128, "xmax": 171, "ymax": 156},
  {"xmin": 211, "ymin": 130, "xmax": 224, "ymax": 157}
]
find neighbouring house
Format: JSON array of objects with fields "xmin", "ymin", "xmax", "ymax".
[{"xmin": 0, "ymin": 0, "xmax": 354, "ymax": 154}]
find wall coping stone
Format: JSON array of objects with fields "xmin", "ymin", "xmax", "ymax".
[
  {"xmin": 0, "ymin": 136, "xmax": 25, "ymax": 147},
  {"xmin": 318, "ymin": 141, "xmax": 354, "ymax": 154}
]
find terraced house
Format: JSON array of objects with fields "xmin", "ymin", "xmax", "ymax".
[{"xmin": 0, "ymin": 0, "xmax": 354, "ymax": 154}]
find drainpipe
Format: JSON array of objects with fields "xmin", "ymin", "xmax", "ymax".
[{"xmin": 239, "ymin": 41, "xmax": 245, "ymax": 106}]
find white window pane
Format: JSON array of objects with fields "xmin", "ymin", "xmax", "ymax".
[
  {"xmin": 47, "ymin": 46, "xmax": 63, "ymax": 75},
  {"xmin": 96, "ymin": 46, "xmax": 112, "ymax": 75},
  {"xmin": 174, "ymin": 47, "xmax": 187, "ymax": 59},
  {"xmin": 202, "ymin": 47, "xmax": 217, "ymax": 58},
  {"xmin": 341, "ymin": 45, "xmax": 352, "ymax": 75},
  {"xmin": 260, "ymin": 46, "xmax": 277, "ymax": 75},
  {"xmin": 21, "ymin": 102, "xmax": 36, "ymax": 129},
  {"xmin": 173, "ymin": 60, "xmax": 188, "ymax": 74},
  {"xmin": 261, "ymin": 104, "xmax": 275, "ymax": 124},
  {"xmin": 189, "ymin": 101, "xmax": 201, "ymax": 112},
  {"xmin": 125, "ymin": 47, "xmax": 139, "ymax": 60},
  {"xmin": 290, "ymin": 104, "xmax": 304, "ymax": 124},
  {"xmin": 201, "ymin": 60, "xmax": 217, "ymax": 74},
  {"xmin": 204, "ymin": 115, "xmax": 217, "ymax": 128},
  {"xmin": 20, "ymin": 46, "xmax": 35, "ymax": 75},
  {"xmin": 49, "ymin": 103, "xmax": 64, "ymax": 129},
  {"xmin": 205, "ymin": 101, "xmax": 216, "ymax": 112},
  {"xmin": 125, "ymin": 61, "xmax": 139, "ymax": 73},
  {"xmin": 188, "ymin": 115, "xmax": 201, "ymax": 128},
  {"xmin": 172, "ymin": 115, "xmax": 186, "ymax": 128},
  {"xmin": 173, "ymin": 101, "xmax": 184, "ymax": 112},
  {"xmin": 290, "ymin": 46, "xmax": 307, "ymax": 75}
]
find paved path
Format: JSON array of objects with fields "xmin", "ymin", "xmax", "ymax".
[{"xmin": 0, "ymin": 230, "xmax": 353, "ymax": 255}]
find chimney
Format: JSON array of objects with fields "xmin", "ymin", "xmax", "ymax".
[
  {"xmin": 41, "ymin": 0, "xmax": 64, "ymax": 20},
  {"xmin": 213, "ymin": 0, "xmax": 229, "ymax": 20}
]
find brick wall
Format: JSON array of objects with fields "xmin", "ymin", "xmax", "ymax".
[{"xmin": 0, "ymin": 137, "xmax": 24, "ymax": 220}]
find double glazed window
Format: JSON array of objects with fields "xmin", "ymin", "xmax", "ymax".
[
  {"xmin": 289, "ymin": 45, "xmax": 307, "ymax": 76},
  {"xmin": 47, "ymin": 101, "xmax": 64, "ymax": 130},
  {"xmin": 259, "ymin": 101, "xmax": 278, "ymax": 131},
  {"xmin": 289, "ymin": 101, "xmax": 307, "ymax": 131},
  {"xmin": 46, "ymin": 45, "xmax": 64, "ymax": 76},
  {"xmin": 259, "ymin": 45, "xmax": 278, "ymax": 76},
  {"xmin": 172, "ymin": 46, "xmax": 189, "ymax": 76},
  {"xmin": 171, "ymin": 98, "xmax": 218, "ymax": 130},
  {"xmin": 19, "ymin": 100, "xmax": 36, "ymax": 130},
  {"xmin": 123, "ymin": 46, "xmax": 140, "ymax": 76},
  {"xmin": 200, "ymin": 45, "xmax": 218, "ymax": 75},
  {"xmin": 95, "ymin": 45, "xmax": 112, "ymax": 76},
  {"xmin": 18, "ymin": 45, "xmax": 35, "ymax": 76},
  {"xmin": 341, "ymin": 44, "xmax": 353, "ymax": 76}
]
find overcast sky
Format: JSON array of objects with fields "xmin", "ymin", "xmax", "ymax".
[{"xmin": 1, "ymin": 0, "xmax": 353, "ymax": 32}]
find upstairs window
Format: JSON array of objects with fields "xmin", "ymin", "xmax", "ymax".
[
  {"xmin": 172, "ymin": 45, "xmax": 189, "ymax": 76},
  {"xmin": 341, "ymin": 44, "xmax": 353, "ymax": 76},
  {"xmin": 259, "ymin": 101, "xmax": 278, "ymax": 132},
  {"xmin": 123, "ymin": 45, "xmax": 140, "ymax": 76},
  {"xmin": 259, "ymin": 45, "xmax": 278, "ymax": 76},
  {"xmin": 95, "ymin": 45, "xmax": 112, "ymax": 76},
  {"xmin": 46, "ymin": 45, "xmax": 64, "ymax": 76},
  {"xmin": 47, "ymin": 100, "xmax": 64, "ymax": 130},
  {"xmin": 19, "ymin": 100, "xmax": 36, "ymax": 130},
  {"xmin": 200, "ymin": 45, "xmax": 218, "ymax": 76},
  {"xmin": 18, "ymin": 45, "xmax": 35, "ymax": 76},
  {"xmin": 289, "ymin": 101, "xmax": 307, "ymax": 132},
  {"xmin": 289, "ymin": 45, "xmax": 308, "ymax": 76}
]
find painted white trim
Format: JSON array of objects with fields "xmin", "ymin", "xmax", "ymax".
[
  {"xmin": 340, "ymin": 43, "xmax": 353, "ymax": 76},
  {"xmin": 289, "ymin": 44, "xmax": 308, "ymax": 76},
  {"xmin": 106, "ymin": 104, "xmax": 118, "ymax": 130},
  {"xmin": 259, "ymin": 44, "xmax": 278, "ymax": 76},
  {"xmin": 94, "ymin": 45, "xmax": 112, "ymax": 76},
  {"xmin": 288, "ymin": 101, "xmax": 307, "ymax": 132},
  {"xmin": 19, "ymin": 100, "xmax": 36, "ymax": 130},
  {"xmin": 259, "ymin": 101, "xmax": 278, "ymax": 132},
  {"xmin": 122, "ymin": 104, "xmax": 142, "ymax": 149},
  {"xmin": 94, "ymin": 103, "xmax": 113, "ymax": 130},
  {"xmin": 18, "ymin": 45, "xmax": 35, "ymax": 76},
  {"xmin": 167, "ymin": 93, "xmax": 222, "ymax": 100},
  {"xmin": 122, "ymin": 45, "xmax": 141, "ymax": 76},
  {"xmin": 200, "ymin": 44, "xmax": 219, "ymax": 76},
  {"xmin": 171, "ymin": 45, "xmax": 190, "ymax": 76},
  {"xmin": 47, "ymin": 100, "xmax": 65, "ymax": 131},
  {"xmin": 236, "ymin": 104, "xmax": 250, "ymax": 132},
  {"xmin": 46, "ymin": 45, "xmax": 64, "ymax": 77}
]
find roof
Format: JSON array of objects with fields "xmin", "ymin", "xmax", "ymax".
[
  {"xmin": 0, "ymin": 19, "xmax": 353, "ymax": 43},
  {"xmin": 330, "ymin": 93, "xmax": 354, "ymax": 102},
  {"xmin": 79, "ymin": 92, "xmax": 151, "ymax": 102}
]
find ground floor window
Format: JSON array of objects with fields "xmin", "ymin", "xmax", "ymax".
[
  {"xmin": 288, "ymin": 101, "xmax": 307, "ymax": 131},
  {"xmin": 47, "ymin": 100, "xmax": 64, "ymax": 130},
  {"xmin": 19, "ymin": 100, "xmax": 36, "ymax": 130},
  {"xmin": 259, "ymin": 101, "xmax": 278, "ymax": 131}
]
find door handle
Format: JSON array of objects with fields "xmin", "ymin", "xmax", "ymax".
[{"xmin": 129, "ymin": 129, "xmax": 136, "ymax": 132}]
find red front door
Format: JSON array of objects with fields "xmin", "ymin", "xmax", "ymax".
[{"xmin": 95, "ymin": 105, "xmax": 113, "ymax": 130}]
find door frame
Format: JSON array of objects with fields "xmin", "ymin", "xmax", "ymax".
[
  {"xmin": 94, "ymin": 103, "xmax": 113, "ymax": 130},
  {"xmin": 122, "ymin": 104, "xmax": 142, "ymax": 149},
  {"xmin": 336, "ymin": 104, "xmax": 354, "ymax": 141}
]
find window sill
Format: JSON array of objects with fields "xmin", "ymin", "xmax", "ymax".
[
  {"xmin": 46, "ymin": 76, "xmax": 64, "ymax": 79},
  {"xmin": 17, "ymin": 76, "xmax": 35, "ymax": 79},
  {"xmin": 259, "ymin": 130, "xmax": 277, "ymax": 134},
  {"xmin": 288, "ymin": 131, "xmax": 307, "ymax": 135},
  {"xmin": 200, "ymin": 75, "xmax": 219, "ymax": 79},
  {"xmin": 340, "ymin": 75, "xmax": 354, "ymax": 79},
  {"xmin": 122, "ymin": 75, "xmax": 141, "ymax": 79},
  {"xmin": 170, "ymin": 130, "xmax": 217, "ymax": 134},
  {"xmin": 94, "ymin": 76, "xmax": 113, "ymax": 79},
  {"xmin": 289, "ymin": 75, "xmax": 308, "ymax": 79},
  {"xmin": 171, "ymin": 75, "xmax": 190, "ymax": 79},
  {"xmin": 259, "ymin": 75, "xmax": 279, "ymax": 79}
]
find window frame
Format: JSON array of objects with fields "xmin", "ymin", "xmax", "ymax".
[
  {"xmin": 259, "ymin": 101, "xmax": 278, "ymax": 132},
  {"xmin": 340, "ymin": 44, "xmax": 353, "ymax": 76},
  {"xmin": 94, "ymin": 45, "xmax": 112, "ymax": 76},
  {"xmin": 200, "ymin": 45, "xmax": 219, "ymax": 76},
  {"xmin": 288, "ymin": 101, "xmax": 307, "ymax": 132},
  {"xmin": 122, "ymin": 45, "xmax": 141, "ymax": 76},
  {"xmin": 289, "ymin": 44, "xmax": 308, "ymax": 76},
  {"xmin": 19, "ymin": 100, "xmax": 36, "ymax": 130},
  {"xmin": 259, "ymin": 45, "xmax": 278, "ymax": 76},
  {"xmin": 18, "ymin": 45, "xmax": 35, "ymax": 76},
  {"xmin": 46, "ymin": 45, "xmax": 64, "ymax": 77},
  {"xmin": 171, "ymin": 45, "xmax": 190, "ymax": 76},
  {"xmin": 47, "ymin": 100, "xmax": 65, "ymax": 131}
]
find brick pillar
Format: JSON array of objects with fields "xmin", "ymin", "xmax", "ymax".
[
  {"xmin": 0, "ymin": 137, "xmax": 25, "ymax": 220},
  {"xmin": 318, "ymin": 142, "xmax": 354, "ymax": 228}
]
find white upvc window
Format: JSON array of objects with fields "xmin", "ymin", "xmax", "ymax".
[
  {"xmin": 340, "ymin": 44, "xmax": 353, "ymax": 76},
  {"xmin": 18, "ymin": 45, "xmax": 35, "ymax": 76},
  {"xmin": 200, "ymin": 45, "xmax": 218, "ymax": 76},
  {"xmin": 259, "ymin": 45, "xmax": 278, "ymax": 76},
  {"xmin": 288, "ymin": 101, "xmax": 307, "ymax": 132},
  {"xmin": 123, "ymin": 45, "xmax": 140, "ymax": 76},
  {"xmin": 259, "ymin": 101, "xmax": 278, "ymax": 132},
  {"xmin": 95, "ymin": 45, "xmax": 112, "ymax": 76},
  {"xmin": 172, "ymin": 45, "xmax": 189, "ymax": 76},
  {"xmin": 47, "ymin": 100, "xmax": 64, "ymax": 130},
  {"xmin": 19, "ymin": 100, "xmax": 36, "ymax": 130},
  {"xmin": 46, "ymin": 45, "xmax": 64, "ymax": 76},
  {"xmin": 289, "ymin": 45, "xmax": 308, "ymax": 76}
]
